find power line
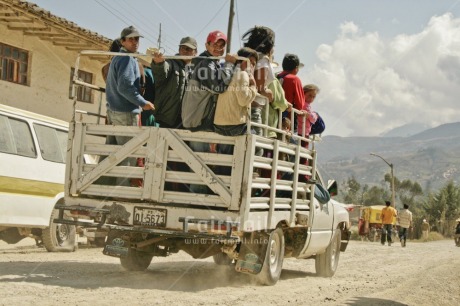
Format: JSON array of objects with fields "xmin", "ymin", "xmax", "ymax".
[
  {"xmin": 195, "ymin": 0, "xmax": 229, "ymax": 37},
  {"xmin": 94, "ymin": 0, "xmax": 177, "ymax": 54}
]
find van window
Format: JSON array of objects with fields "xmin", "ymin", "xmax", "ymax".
[
  {"xmin": 33, "ymin": 124, "xmax": 67, "ymax": 163},
  {"xmin": 0, "ymin": 114, "xmax": 36, "ymax": 157}
]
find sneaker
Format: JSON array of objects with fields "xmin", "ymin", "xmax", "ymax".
[
  {"xmin": 400, "ymin": 240, "xmax": 404, "ymax": 247},
  {"xmin": 403, "ymin": 240, "xmax": 406, "ymax": 247},
  {"xmin": 388, "ymin": 242, "xmax": 391, "ymax": 246}
]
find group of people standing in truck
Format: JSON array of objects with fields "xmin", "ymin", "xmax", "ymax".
[
  {"xmin": 103, "ymin": 25, "xmax": 322, "ymax": 187},
  {"xmin": 104, "ymin": 25, "xmax": 322, "ymax": 140}
]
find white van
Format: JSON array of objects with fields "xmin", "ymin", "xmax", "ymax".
[{"xmin": 0, "ymin": 104, "xmax": 76, "ymax": 251}]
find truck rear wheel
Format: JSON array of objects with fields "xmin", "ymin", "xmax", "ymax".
[
  {"xmin": 120, "ymin": 249, "xmax": 153, "ymax": 271},
  {"xmin": 256, "ymin": 228, "xmax": 285, "ymax": 285},
  {"xmin": 315, "ymin": 229, "xmax": 341, "ymax": 277},
  {"xmin": 42, "ymin": 208, "xmax": 76, "ymax": 252}
]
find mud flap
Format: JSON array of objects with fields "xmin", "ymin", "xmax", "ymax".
[
  {"xmin": 235, "ymin": 232, "xmax": 269, "ymax": 275},
  {"xmin": 102, "ymin": 230, "xmax": 129, "ymax": 258}
]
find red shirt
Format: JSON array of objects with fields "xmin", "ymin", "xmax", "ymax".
[{"xmin": 279, "ymin": 72, "xmax": 304, "ymax": 111}]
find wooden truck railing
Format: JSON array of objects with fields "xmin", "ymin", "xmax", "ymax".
[{"xmin": 64, "ymin": 50, "xmax": 320, "ymax": 230}]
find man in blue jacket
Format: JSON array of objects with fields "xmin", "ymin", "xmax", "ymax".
[{"xmin": 105, "ymin": 25, "xmax": 154, "ymax": 185}]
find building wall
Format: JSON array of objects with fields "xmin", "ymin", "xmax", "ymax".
[{"xmin": 0, "ymin": 23, "xmax": 109, "ymax": 123}]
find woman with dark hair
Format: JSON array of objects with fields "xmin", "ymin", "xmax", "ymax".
[
  {"xmin": 242, "ymin": 26, "xmax": 275, "ymax": 102},
  {"xmin": 242, "ymin": 26, "xmax": 276, "ymax": 155}
]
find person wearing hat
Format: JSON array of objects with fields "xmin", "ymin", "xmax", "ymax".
[
  {"xmin": 421, "ymin": 219, "xmax": 430, "ymax": 242},
  {"xmin": 182, "ymin": 30, "xmax": 237, "ymax": 132},
  {"xmin": 181, "ymin": 30, "xmax": 237, "ymax": 193},
  {"xmin": 105, "ymin": 25, "xmax": 154, "ymax": 185},
  {"xmin": 151, "ymin": 36, "xmax": 198, "ymax": 128}
]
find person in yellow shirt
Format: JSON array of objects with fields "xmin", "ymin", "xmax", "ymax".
[{"xmin": 381, "ymin": 201, "xmax": 397, "ymax": 246}]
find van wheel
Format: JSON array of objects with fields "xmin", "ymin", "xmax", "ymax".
[
  {"xmin": 256, "ymin": 228, "xmax": 285, "ymax": 285},
  {"xmin": 315, "ymin": 230, "xmax": 341, "ymax": 277},
  {"xmin": 42, "ymin": 209, "xmax": 76, "ymax": 252},
  {"xmin": 213, "ymin": 252, "xmax": 233, "ymax": 265},
  {"xmin": 120, "ymin": 249, "xmax": 153, "ymax": 271}
]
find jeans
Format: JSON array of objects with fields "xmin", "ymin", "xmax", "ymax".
[
  {"xmin": 399, "ymin": 227, "xmax": 409, "ymax": 242},
  {"xmin": 381, "ymin": 224, "xmax": 393, "ymax": 244},
  {"xmin": 106, "ymin": 109, "xmax": 139, "ymax": 186}
]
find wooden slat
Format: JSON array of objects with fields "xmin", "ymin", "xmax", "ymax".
[
  {"xmin": 161, "ymin": 191, "xmax": 226, "ymax": 207},
  {"xmin": 84, "ymin": 143, "xmax": 147, "ymax": 157},
  {"xmin": 165, "ymin": 171, "xmax": 231, "ymax": 185},
  {"xmin": 81, "ymin": 185, "xmax": 143, "ymax": 199}
]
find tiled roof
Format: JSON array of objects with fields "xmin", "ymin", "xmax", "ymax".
[{"xmin": 0, "ymin": 0, "xmax": 112, "ymax": 50}]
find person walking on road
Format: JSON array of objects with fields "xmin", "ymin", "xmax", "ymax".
[
  {"xmin": 421, "ymin": 219, "xmax": 430, "ymax": 242},
  {"xmin": 381, "ymin": 201, "xmax": 397, "ymax": 246},
  {"xmin": 398, "ymin": 204, "xmax": 412, "ymax": 247}
]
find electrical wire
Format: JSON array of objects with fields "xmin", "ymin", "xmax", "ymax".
[{"xmin": 194, "ymin": 0, "xmax": 229, "ymax": 37}]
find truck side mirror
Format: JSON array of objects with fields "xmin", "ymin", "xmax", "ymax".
[{"xmin": 327, "ymin": 180, "xmax": 338, "ymax": 197}]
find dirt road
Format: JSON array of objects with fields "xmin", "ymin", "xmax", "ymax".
[{"xmin": 1, "ymin": 238, "xmax": 459, "ymax": 306}]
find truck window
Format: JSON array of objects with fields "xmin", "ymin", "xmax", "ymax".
[
  {"xmin": 0, "ymin": 114, "xmax": 36, "ymax": 157},
  {"xmin": 33, "ymin": 124, "xmax": 66, "ymax": 163}
]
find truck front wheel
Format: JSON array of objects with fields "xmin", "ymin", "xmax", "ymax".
[
  {"xmin": 315, "ymin": 229, "xmax": 341, "ymax": 277},
  {"xmin": 256, "ymin": 228, "xmax": 285, "ymax": 285},
  {"xmin": 120, "ymin": 249, "xmax": 153, "ymax": 271}
]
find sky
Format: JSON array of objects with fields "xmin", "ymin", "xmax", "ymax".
[{"xmin": 29, "ymin": 0, "xmax": 460, "ymax": 137}]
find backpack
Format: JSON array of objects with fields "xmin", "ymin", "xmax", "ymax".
[{"xmin": 310, "ymin": 112, "xmax": 325, "ymax": 135}]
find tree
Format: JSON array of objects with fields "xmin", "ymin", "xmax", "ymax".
[
  {"xmin": 341, "ymin": 177, "xmax": 361, "ymax": 204},
  {"xmin": 423, "ymin": 181, "xmax": 460, "ymax": 236}
]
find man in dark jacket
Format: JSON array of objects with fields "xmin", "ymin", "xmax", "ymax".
[{"xmin": 151, "ymin": 37, "xmax": 198, "ymax": 128}]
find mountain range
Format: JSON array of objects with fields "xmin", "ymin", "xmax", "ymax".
[{"xmin": 316, "ymin": 122, "xmax": 460, "ymax": 192}]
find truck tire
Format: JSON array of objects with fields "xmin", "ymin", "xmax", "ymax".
[
  {"xmin": 212, "ymin": 252, "xmax": 233, "ymax": 265},
  {"xmin": 42, "ymin": 208, "xmax": 76, "ymax": 252},
  {"xmin": 257, "ymin": 228, "xmax": 285, "ymax": 285},
  {"xmin": 315, "ymin": 229, "xmax": 341, "ymax": 277},
  {"xmin": 120, "ymin": 249, "xmax": 153, "ymax": 271}
]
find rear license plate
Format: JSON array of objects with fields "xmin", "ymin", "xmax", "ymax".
[{"xmin": 133, "ymin": 207, "xmax": 167, "ymax": 227}]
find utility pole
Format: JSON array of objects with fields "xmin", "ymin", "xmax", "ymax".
[
  {"xmin": 158, "ymin": 23, "xmax": 162, "ymax": 49},
  {"xmin": 226, "ymin": 0, "xmax": 234, "ymax": 53},
  {"xmin": 370, "ymin": 153, "xmax": 396, "ymax": 208}
]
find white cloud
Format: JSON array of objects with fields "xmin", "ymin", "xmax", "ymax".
[{"xmin": 300, "ymin": 13, "xmax": 460, "ymax": 136}]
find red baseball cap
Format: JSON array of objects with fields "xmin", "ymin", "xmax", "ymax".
[{"xmin": 207, "ymin": 30, "xmax": 227, "ymax": 44}]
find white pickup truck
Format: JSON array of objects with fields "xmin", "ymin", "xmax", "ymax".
[{"xmin": 57, "ymin": 51, "xmax": 350, "ymax": 285}]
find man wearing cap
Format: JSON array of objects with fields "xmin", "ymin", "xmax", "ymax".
[
  {"xmin": 105, "ymin": 25, "xmax": 154, "ymax": 185},
  {"xmin": 151, "ymin": 36, "xmax": 198, "ymax": 128},
  {"xmin": 182, "ymin": 30, "xmax": 237, "ymax": 132},
  {"xmin": 181, "ymin": 30, "xmax": 237, "ymax": 193}
]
